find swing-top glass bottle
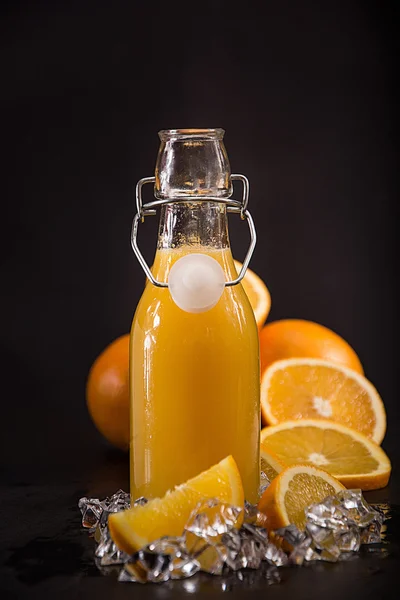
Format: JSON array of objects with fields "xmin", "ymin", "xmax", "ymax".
[{"xmin": 130, "ymin": 128, "xmax": 260, "ymax": 503}]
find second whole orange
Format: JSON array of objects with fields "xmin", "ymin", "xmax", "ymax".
[
  {"xmin": 259, "ymin": 319, "xmax": 363, "ymax": 376},
  {"xmin": 86, "ymin": 334, "xmax": 130, "ymax": 450}
]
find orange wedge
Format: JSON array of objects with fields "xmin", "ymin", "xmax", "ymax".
[
  {"xmin": 108, "ymin": 455, "xmax": 244, "ymax": 554},
  {"xmin": 261, "ymin": 358, "xmax": 386, "ymax": 444},
  {"xmin": 260, "ymin": 419, "xmax": 391, "ymax": 490},
  {"xmin": 234, "ymin": 260, "xmax": 271, "ymax": 329},
  {"xmin": 260, "ymin": 445, "xmax": 285, "ymax": 482},
  {"xmin": 258, "ymin": 464, "xmax": 345, "ymax": 531}
]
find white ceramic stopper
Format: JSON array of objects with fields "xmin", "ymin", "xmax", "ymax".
[{"xmin": 168, "ymin": 254, "xmax": 225, "ymax": 313}]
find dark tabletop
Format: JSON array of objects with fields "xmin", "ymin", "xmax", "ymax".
[
  {"xmin": 1, "ymin": 403, "xmax": 399, "ymax": 600},
  {"xmin": 0, "ymin": 0, "xmax": 398, "ymax": 598}
]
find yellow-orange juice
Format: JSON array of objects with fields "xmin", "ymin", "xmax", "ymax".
[{"xmin": 130, "ymin": 245, "xmax": 260, "ymax": 503}]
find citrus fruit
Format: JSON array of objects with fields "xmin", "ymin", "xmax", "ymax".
[
  {"xmin": 257, "ymin": 464, "xmax": 345, "ymax": 531},
  {"xmin": 86, "ymin": 335, "xmax": 130, "ymax": 450},
  {"xmin": 260, "ymin": 445, "xmax": 285, "ymax": 482},
  {"xmin": 259, "ymin": 319, "xmax": 363, "ymax": 376},
  {"xmin": 260, "ymin": 419, "xmax": 391, "ymax": 490},
  {"xmin": 234, "ymin": 260, "xmax": 271, "ymax": 329},
  {"xmin": 108, "ymin": 455, "xmax": 244, "ymax": 554},
  {"xmin": 260, "ymin": 358, "xmax": 386, "ymax": 443}
]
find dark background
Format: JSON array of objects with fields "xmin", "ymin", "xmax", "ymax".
[{"xmin": 0, "ymin": 1, "xmax": 398, "ymax": 598}]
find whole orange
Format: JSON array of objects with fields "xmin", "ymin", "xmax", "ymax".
[
  {"xmin": 86, "ymin": 335, "xmax": 130, "ymax": 450},
  {"xmin": 259, "ymin": 319, "xmax": 363, "ymax": 376}
]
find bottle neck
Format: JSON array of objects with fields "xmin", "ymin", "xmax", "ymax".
[{"xmin": 157, "ymin": 202, "xmax": 230, "ymax": 250}]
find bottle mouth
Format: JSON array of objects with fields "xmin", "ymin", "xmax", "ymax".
[{"xmin": 158, "ymin": 128, "xmax": 225, "ymax": 141}]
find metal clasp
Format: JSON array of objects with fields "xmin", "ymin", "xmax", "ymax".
[{"xmin": 131, "ymin": 174, "xmax": 256, "ymax": 289}]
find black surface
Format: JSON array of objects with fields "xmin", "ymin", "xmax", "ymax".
[
  {"xmin": 0, "ymin": 1, "xmax": 398, "ymax": 598},
  {"xmin": 0, "ymin": 458, "xmax": 399, "ymax": 600}
]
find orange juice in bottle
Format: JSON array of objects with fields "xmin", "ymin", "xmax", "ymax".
[{"xmin": 130, "ymin": 129, "xmax": 260, "ymax": 503}]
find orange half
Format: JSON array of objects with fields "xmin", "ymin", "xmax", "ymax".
[
  {"xmin": 261, "ymin": 358, "xmax": 386, "ymax": 443},
  {"xmin": 260, "ymin": 419, "xmax": 391, "ymax": 491}
]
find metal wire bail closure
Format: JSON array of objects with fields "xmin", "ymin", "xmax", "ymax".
[{"xmin": 131, "ymin": 174, "xmax": 256, "ymax": 289}]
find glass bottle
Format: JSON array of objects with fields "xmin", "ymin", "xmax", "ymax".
[{"xmin": 130, "ymin": 128, "xmax": 260, "ymax": 503}]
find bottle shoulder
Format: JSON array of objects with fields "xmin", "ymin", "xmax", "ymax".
[{"xmin": 131, "ymin": 283, "xmax": 257, "ymax": 335}]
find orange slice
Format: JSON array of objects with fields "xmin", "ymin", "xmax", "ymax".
[
  {"xmin": 258, "ymin": 464, "xmax": 345, "ymax": 530},
  {"xmin": 261, "ymin": 358, "xmax": 386, "ymax": 444},
  {"xmin": 108, "ymin": 456, "xmax": 244, "ymax": 554},
  {"xmin": 260, "ymin": 445, "xmax": 286, "ymax": 482},
  {"xmin": 234, "ymin": 260, "xmax": 271, "ymax": 329},
  {"xmin": 260, "ymin": 419, "xmax": 391, "ymax": 490}
]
